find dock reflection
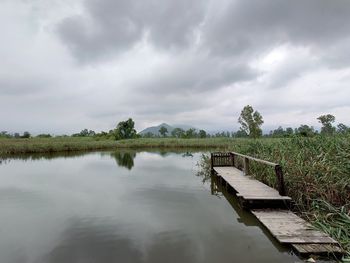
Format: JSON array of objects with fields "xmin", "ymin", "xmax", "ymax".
[{"xmin": 209, "ymin": 174, "xmax": 293, "ymax": 255}]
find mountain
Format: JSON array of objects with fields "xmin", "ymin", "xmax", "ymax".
[{"xmin": 139, "ymin": 123, "xmax": 196, "ymax": 136}]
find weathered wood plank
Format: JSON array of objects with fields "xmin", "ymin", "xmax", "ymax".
[
  {"xmin": 213, "ymin": 167, "xmax": 291, "ymax": 204},
  {"xmin": 237, "ymin": 195, "xmax": 291, "ymax": 200},
  {"xmin": 292, "ymin": 243, "xmax": 343, "ymax": 257},
  {"xmin": 251, "ymin": 210, "xmax": 338, "ymax": 244}
]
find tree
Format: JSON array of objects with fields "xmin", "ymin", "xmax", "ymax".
[
  {"xmin": 271, "ymin": 126, "xmax": 285, "ymax": 137},
  {"xmin": 184, "ymin": 128, "xmax": 197, "ymax": 138},
  {"xmin": 142, "ymin": 132, "xmax": 154, "ymax": 138},
  {"xmin": 0, "ymin": 131, "xmax": 11, "ymax": 138},
  {"xmin": 232, "ymin": 130, "xmax": 248, "ymax": 138},
  {"xmin": 21, "ymin": 131, "xmax": 31, "ymax": 138},
  {"xmin": 36, "ymin": 134, "xmax": 52, "ymax": 138},
  {"xmin": 198, "ymin": 129, "xmax": 207, "ymax": 138},
  {"xmin": 317, "ymin": 114, "xmax": 336, "ymax": 135},
  {"xmin": 159, "ymin": 126, "xmax": 168, "ymax": 137},
  {"xmin": 171, "ymin": 128, "xmax": 185, "ymax": 138},
  {"xmin": 238, "ymin": 105, "xmax": 264, "ymax": 138},
  {"xmin": 285, "ymin": 127, "xmax": 294, "ymax": 136},
  {"xmin": 114, "ymin": 118, "xmax": 137, "ymax": 140},
  {"xmin": 296, "ymin": 125, "xmax": 315, "ymax": 137},
  {"xmin": 80, "ymin": 129, "xmax": 89, "ymax": 136},
  {"xmin": 337, "ymin": 123, "xmax": 349, "ymax": 134}
]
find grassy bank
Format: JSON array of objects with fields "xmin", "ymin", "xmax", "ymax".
[
  {"xmin": 0, "ymin": 137, "xmax": 120, "ymax": 155},
  {"xmin": 0, "ymin": 137, "xmax": 262, "ymax": 155}
]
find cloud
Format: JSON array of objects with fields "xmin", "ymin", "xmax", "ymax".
[
  {"xmin": 1, "ymin": 0, "xmax": 350, "ymax": 134},
  {"xmin": 134, "ymin": 53, "xmax": 259, "ymax": 95},
  {"xmin": 203, "ymin": 0, "xmax": 350, "ymax": 60},
  {"xmin": 57, "ymin": 0, "xmax": 206, "ymax": 62}
]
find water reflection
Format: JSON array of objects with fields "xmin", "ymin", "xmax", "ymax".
[
  {"xmin": 0, "ymin": 151, "xmax": 93, "ymax": 165},
  {"xmin": 195, "ymin": 157, "xmax": 295, "ymax": 255},
  {"xmin": 42, "ymin": 219, "xmax": 143, "ymax": 263},
  {"xmin": 42, "ymin": 218, "xmax": 198, "ymax": 263},
  {"xmin": 0, "ymin": 150, "xmax": 303, "ymax": 263},
  {"xmin": 110, "ymin": 151, "xmax": 136, "ymax": 170},
  {"xmin": 209, "ymin": 174, "xmax": 287, "ymax": 247},
  {"xmin": 0, "ymin": 148, "xmax": 199, "ymax": 168}
]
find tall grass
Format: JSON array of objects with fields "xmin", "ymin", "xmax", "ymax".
[
  {"xmin": 306, "ymin": 200, "xmax": 350, "ymax": 259},
  {"xmin": 0, "ymin": 137, "xmax": 251, "ymax": 155},
  {"xmin": 0, "ymin": 137, "xmax": 119, "ymax": 155},
  {"xmin": 195, "ymin": 135, "xmax": 350, "ymax": 258}
]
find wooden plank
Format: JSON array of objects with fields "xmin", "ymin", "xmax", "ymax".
[
  {"xmin": 237, "ymin": 195, "xmax": 291, "ymax": 200},
  {"xmin": 292, "ymin": 243, "xmax": 343, "ymax": 257},
  {"xmin": 251, "ymin": 210, "xmax": 338, "ymax": 244},
  {"xmin": 213, "ymin": 167, "xmax": 290, "ymax": 204},
  {"xmin": 277, "ymin": 236, "xmax": 337, "ymax": 244}
]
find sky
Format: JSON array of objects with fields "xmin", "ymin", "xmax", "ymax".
[{"xmin": 1, "ymin": 0, "xmax": 350, "ymax": 135}]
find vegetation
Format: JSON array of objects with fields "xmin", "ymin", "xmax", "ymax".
[
  {"xmin": 318, "ymin": 114, "xmax": 336, "ymax": 135},
  {"xmin": 159, "ymin": 126, "xmax": 168, "ymax": 137},
  {"xmin": 238, "ymin": 105, "xmax": 264, "ymax": 138},
  {"xmin": 114, "ymin": 118, "xmax": 138, "ymax": 140},
  {"xmin": 0, "ymin": 137, "xmax": 119, "ymax": 155},
  {"xmin": 306, "ymin": 200, "xmax": 350, "ymax": 259},
  {"xmin": 195, "ymin": 135, "xmax": 350, "ymax": 259}
]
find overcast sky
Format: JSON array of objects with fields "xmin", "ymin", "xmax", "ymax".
[{"xmin": 1, "ymin": 0, "xmax": 350, "ymax": 134}]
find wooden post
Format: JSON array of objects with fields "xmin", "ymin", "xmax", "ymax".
[
  {"xmin": 230, "ymin": 153, "xmax": 235, "ymax": 167},
  {"xmin": 244, "ymin": 157, "xmax": 249, "ymax": 175},
  {"xmin": 275, "ymin": 165, "xmax": 286, "ymax": 196},
  {"xmin": 210, "ymin": 153, "xmax": 214, "ymax": 171}
]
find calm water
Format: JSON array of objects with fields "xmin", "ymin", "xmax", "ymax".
[{"xmin": 0, "ymin": 151, "xmax": 301, "ymax": 263}]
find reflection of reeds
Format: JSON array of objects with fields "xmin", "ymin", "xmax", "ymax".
[
  {"xmin": 196, "ymin": 154, "xmax": 211, "ymax": 183},
  {"xmin": 195, "ymin": 135, "xmax": 350, "ymax": 258}
]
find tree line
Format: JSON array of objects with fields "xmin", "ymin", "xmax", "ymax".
[
  {"xmin": 236, "ymin": 105, "xmax": 349, "ymax": 138},
  {"xmin": 1, "ymin": 105, "xmax": 349, "ymax": 140}
]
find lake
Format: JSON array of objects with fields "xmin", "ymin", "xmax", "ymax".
[{"xmin": 0, "ymin": 150, "xmax": 301, "ymax": 263}]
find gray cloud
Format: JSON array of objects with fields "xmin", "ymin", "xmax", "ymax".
[
  {"xmin": 204, "ymin": 0, "xmax": 350, "ymax": 59},
  {"xmin": 134, "ymin": 55, "xmax": 259, "ymax": 95},
  {"xmin": 0, "ymin": 74, "xmax": 47, "ymax": 96},
  {"xmin": 1, "ymin": 0, "xmax": 350, "ymax": 134},
  {"xmin": 57, "ymin": 0, "xmax": 206, "ymax": 62}
]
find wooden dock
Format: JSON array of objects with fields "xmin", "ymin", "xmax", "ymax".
[
  {"xmin": 214, "ymin": 166, "xmax": 291, "ymax": 208},
  {"xmin": 211, "ymin": 152, "xmax": 344, "ymax": 258}
]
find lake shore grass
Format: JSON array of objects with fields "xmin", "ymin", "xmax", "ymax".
[
  {"xmin": 0, "ymin": 137, "xmax": 261, "ymax": 155},
  {"xmin": 0, "ymin": 137, "xmax": 119, "ymax": 155},
  {"xmin": 1, "ymin": 135, "xmax": 349, "ymax": 258},
  {"xmin": 194, "ymin": 135, "xmax": 350, "ymax": 259}
]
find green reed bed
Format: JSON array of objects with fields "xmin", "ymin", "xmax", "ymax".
[
  {"xmin": 0, "ymin": 137, "xmax": 249, "ymax": 155},
  {"xmin": 195, "ymin": 135, "xmax": 350, "ymax": 258},
  {"xmin": 0, "ymin": 137, "xmax": 119, "ymax": 155},
  {"xmin": 304, "ymin": 200, "xmax": 350, "ymax": 260}
]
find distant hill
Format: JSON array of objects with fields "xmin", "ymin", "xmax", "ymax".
[{"xmin": 139, "ymin": 123, "xmax": 197, "ymax": 136}]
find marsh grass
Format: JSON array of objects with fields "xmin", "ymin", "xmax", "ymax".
[
  {"xmin": 0, "ymin": 137, "xmax": 119, "ymax": 155},
  {"xmin": 305, "ymin": 200, "xmax": 350, "ymax": 260},
  {"xmin": 194, "ymin": 135, "xmax": 350, "ymax": 258}
]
